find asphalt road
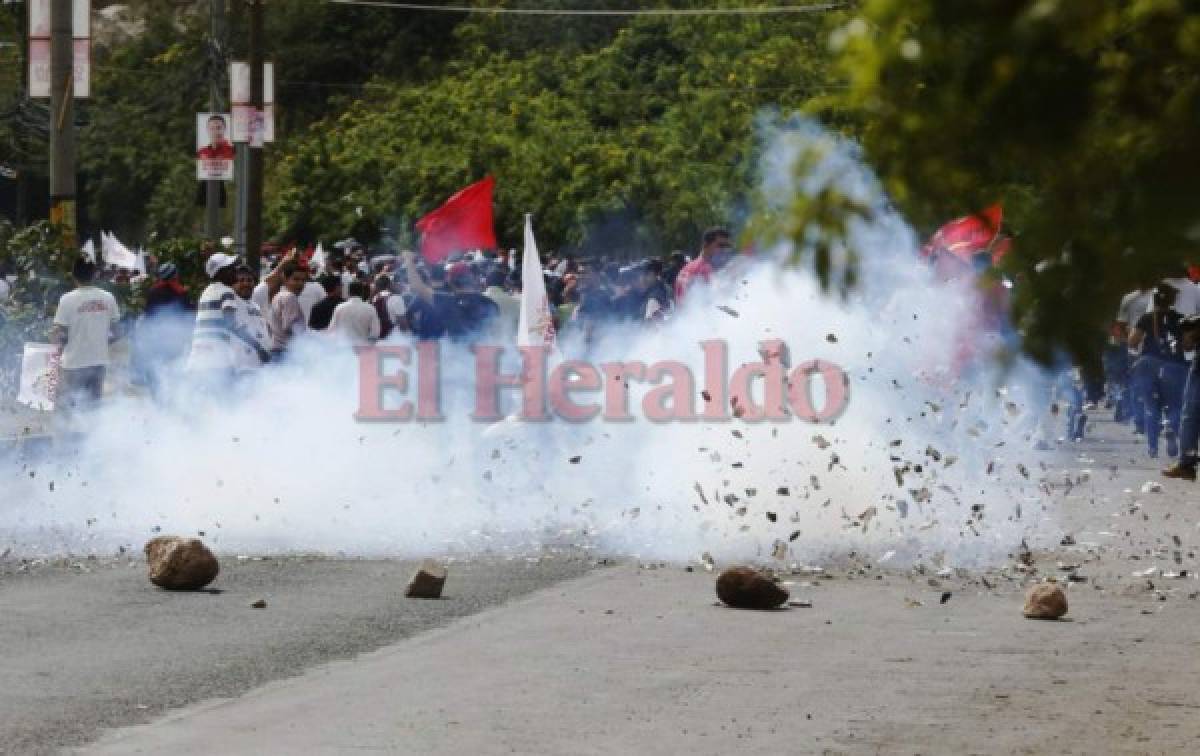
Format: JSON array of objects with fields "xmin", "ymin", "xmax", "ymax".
[
  {"xmin": 0, "ymin": 554, "xmax": 594, "ymax": 755},
  {"xmin": 80, "ymin": 416, "xmax": 1200, "ymax": 755},
  {"xmin": 85, "ymin": 565, "xmax": 1200, "ymax": 756}
]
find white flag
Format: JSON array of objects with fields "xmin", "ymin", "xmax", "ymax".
[
  {"xmin": 517, "ymin": 214, "xmax": 556, "ymax": 349},
  {"xmin": 101, "ymin": 230, "xmax": 140, "ymax": 271},
  {"xmin": 310, "ymin": 242, "xmax": 326, "ymax": 274}
]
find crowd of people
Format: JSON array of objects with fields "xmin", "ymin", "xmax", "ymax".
[
  {"xmin": 43, "ymin": 227, "xmax": 738, "ymax": 408},
  {"xmin": 1107, "ymin": 269, "xmax": 1200, "ymax": 481},
  {"xmin": 42, "ymin": 221, "xmax": 1200, "ymax": 484}
]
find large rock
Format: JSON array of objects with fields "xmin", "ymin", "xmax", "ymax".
[
  {"xmin": 1023, "ymin": 582, "xmax": 1068, "ymax": 620},
  {"xmin": 716, "ymin": 566, "xmax": 789, "ymax": 610},
  {"xmin": 405, "ymin": 560, "xmax": 447, "ymax": 599},
  {"xmin": 144, "ymin": 536, "xmax": 219, "ymax": 590}
]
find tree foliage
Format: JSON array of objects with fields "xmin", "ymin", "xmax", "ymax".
[
  {"xmin": 268, "ymin": 7, "xmax": 834, "ymax": 255},
  {"xmin": 831, "ymin": 0, "xmax": 1200, "ymax": 362}
]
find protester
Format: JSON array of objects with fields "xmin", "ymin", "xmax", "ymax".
[
  {"xmin": 371, "ymin": 274, "xmax": 407, "ymax": 339},
  {"xmin": 144, "ymin": 263, "xmax": 191, "ymax": 316},
  {"xmin": 483, "ymin": 268, "xmax": 520, "ymax": 336},
  {"xmin": 1115, "ymin": 285, "xmax": 1155, "ymax": 430},
  {"xmin": 664, "ymin": 251, "xmax": 687, "ymax": 294},
  {"xmin": 447, "ymin": 261, "xmax": 499, "ymax": 340},
  {"xmin": 674, "ymin": 227, "xmax": 734, "ymax": 304},
  {"xmin": 1155, "ymin": 267, "xmax": 1200, "ymax": 317},
  {"xmin": 1165, "ymin": 316, "xmax": 1200, "ymax": 480},
  {"xmin": 327, "ymin": 249, "xmax": 356, "ymax": 293},
  {"xmin": 185, "ymin": 253, "xmax": 247, "ymax": 385},
  {"xmin": 329, "ymin": 280, "xmax": 381, "ymax": 344},
  {"xmin": 308, "ymin": 274, "xmax": 345, "ymax": 331},
  {"xmin": 565, "ymin": 268, "xmax": 615, "ymax": 344},
  {"xmin": 1130, "ymin": 284, "xmax": 1187, "ymax": 457},
  {"xmin": 231, "ymin": 265, "xmax": 271, "ymax": 373},
  {"xmin": 556, "ymin": 273, "xmax": 579, "ymax": 329},
  {"xmin": 132, "ymin": 263, "xmax": 194, "ymax": 396},
  {"xmin": 268, "ymin": 263, "xmax": 309, "ymax": 355},
  {"xmin": 251, "ymin": 249, "xmax": 295, "ymax": 313},
  {"xmin": 51, "ymin": 258, "xmax": 121, "ymax": 409},
  {"xmin": 402, "ymin": 251, "xmax": 463, "ymax": 340},
  {"xmin": 297, "ymin": 273, "xmax": 325, "ymax": 325},
  {"xmin": 612, "ymin": 260, "xmax": 670, "ymax": 322}
]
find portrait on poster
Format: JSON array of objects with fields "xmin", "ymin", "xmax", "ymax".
[{"xmin": 196, "ymin": 113, "xmax": 234, "ymax": 181}]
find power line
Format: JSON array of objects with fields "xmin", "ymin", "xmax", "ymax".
[{"xmin": 327, "ymin": 1, "xmax": 845, "ymax": 15}]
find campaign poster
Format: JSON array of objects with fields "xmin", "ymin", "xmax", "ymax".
[{"xmin": 196, "ymin": 113, "xmax": 235, "ymax": 181}]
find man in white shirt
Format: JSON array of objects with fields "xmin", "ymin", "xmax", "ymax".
[
  {"xmin": 231, "ymin": 265, "xmax": 271, "ymax": 373},
  {"xmin": 251, "ymin": 249, "xmax": 318, "ymax": 318},
  {"xmin": 52, "ymin": 258, "xmax": 120, "ymax": 408},
  {"xmin": 297, "ymin": 277, "xmax": 325, "ymax": 324},
  {"xmin": 329, "ymin": 281, "xmax": 380, "ymax": 344},
  {"xmin": 268, "ymin": 263, "xmax": 309, "ymax": 355}
]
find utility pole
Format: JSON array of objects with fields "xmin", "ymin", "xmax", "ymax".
[
  {"xmin": 48, "ymin": 0, "xmax": 75, "ymax": 246},
  {"xmin": 205, "ymin": 0, "xmax": 227, "ymax": 240},
  {"xmin": 245, "ymin": 0, "xmax": 263, "ymax": 275}
]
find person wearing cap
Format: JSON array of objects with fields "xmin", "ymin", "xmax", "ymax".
[
  {"xmin": 133, "ymin": 262, "xmax": 194, "ymax": 397},
  {"xmin": 186, "ymin": 253, "xmax": 249, "ymax": 385},
  {"xmin": 51, "ymin": 257, "xmax": 121, "ymax": 410}
]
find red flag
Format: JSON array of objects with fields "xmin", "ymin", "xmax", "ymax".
[
  {"xmin": 415, "ymin": 176, "xmax": 498, "ymax": 264},
  {"xmin": 921, "ymin": 204, "xmax": 1003, "ymax": 262}
]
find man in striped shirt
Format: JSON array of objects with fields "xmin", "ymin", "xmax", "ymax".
[{"xmin": 186, "ymin": 253, "xmax": 259, "ymax": 386}]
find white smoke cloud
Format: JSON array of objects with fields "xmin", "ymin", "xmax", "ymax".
[{"xmin": 0, "ymin": 119, "xmax": 1061, "ymax": 569}]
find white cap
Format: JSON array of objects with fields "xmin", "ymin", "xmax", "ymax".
[{"xmin": 205, "ymin": 252, "xmax": 239, "ymax": 278}]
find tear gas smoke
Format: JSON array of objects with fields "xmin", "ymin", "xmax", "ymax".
[{"xmin": 0, "ymin": 120, "xmax": 1062, "ymax": 568}]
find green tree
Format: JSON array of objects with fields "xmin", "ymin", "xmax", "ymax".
[
  {"xmin": 267, "ymin": 7, "xmax": 836, "ymax": 254},
  {"xmin": 830, "ymin": 0, "xmax": 1200, "ymax": 362}
]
